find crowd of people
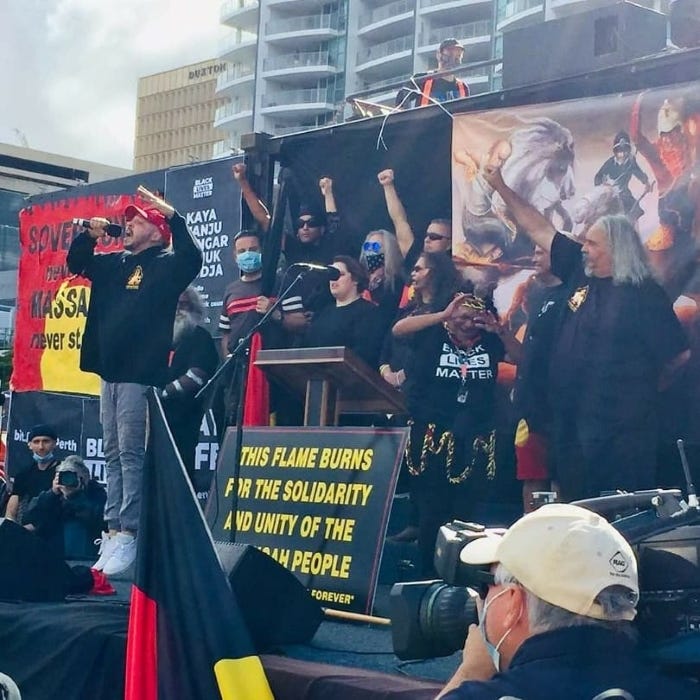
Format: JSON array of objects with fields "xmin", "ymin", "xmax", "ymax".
[{"xmin": 1, "ymin": 155, "xmax": 691, "ymax": 592}]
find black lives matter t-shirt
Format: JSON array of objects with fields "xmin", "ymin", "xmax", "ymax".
[
  {"xmin": 406, "ymin": 325, "xmax": 504, "ymax": 434},
  {"xmin": 548, "ymin": 232, "xmax": 688, "ymax": 430}
]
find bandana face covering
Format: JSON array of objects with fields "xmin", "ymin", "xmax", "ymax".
[{"xmin": 365, "ymin": 252, "xmax": 385, "ymax": 273}]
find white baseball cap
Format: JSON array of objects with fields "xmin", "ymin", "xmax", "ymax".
[{"xmin": 460, "ymin": 503, "xmax": 639, "ymax": 620}]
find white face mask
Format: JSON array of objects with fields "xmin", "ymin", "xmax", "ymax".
[{"xmin": 478, "ymin": 586, "xmax": 519, "ymax": 672}]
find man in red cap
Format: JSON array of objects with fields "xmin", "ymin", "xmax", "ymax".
[{"xmin": 67, "ymin": 190, "xmax": 202, "ymax": 575}]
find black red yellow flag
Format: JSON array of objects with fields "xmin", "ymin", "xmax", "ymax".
[{"xmin": 125, "ymin": 390, "xmax": 274, "ymax": 700}]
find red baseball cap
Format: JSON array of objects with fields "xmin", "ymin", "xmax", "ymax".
[{"xmin": 124, "ymin": 204, "xmax": 172, "ymax": 246}]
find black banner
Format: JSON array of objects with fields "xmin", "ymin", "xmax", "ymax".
[
  {"xmin": 165, "ymin": 156, "xmax": 243, "ymax": 331},
  {"xmin": 207, "ymin": 427, "xmax": 407, "ymax": 614},
  {"xmin": 6, "ymin": 391, "xmax": 219, "ymax": 500}
]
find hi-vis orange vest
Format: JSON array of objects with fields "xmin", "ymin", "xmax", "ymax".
[{"xmin": 419, "ymin": 78, "xmax": 468, "ymax": 107}]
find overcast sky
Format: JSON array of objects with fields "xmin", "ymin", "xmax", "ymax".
[{"xmin": 0, "ymin": 0, "xmax": 223, "ymax": 169}]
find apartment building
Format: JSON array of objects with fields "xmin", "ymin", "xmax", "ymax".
[{"xmin": 214, "ymin": 0, "xmax": 671, "ymax": 153}]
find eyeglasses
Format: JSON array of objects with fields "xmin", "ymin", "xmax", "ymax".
[
  {"xmin": 362, "ymin": 241, "xmax": 382, "ymax": 253},
  {"xmin": 425, "ymin": 232, "xmax": 450, "ymax": 241},
  {"xmin": 297, "ymin": 217, "xmax": 321, "ymax": 229}
]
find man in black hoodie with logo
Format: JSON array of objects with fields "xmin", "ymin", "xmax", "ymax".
[{"xmin": 67, "ymin": 189, "xmax": 201, "ymax": 575}]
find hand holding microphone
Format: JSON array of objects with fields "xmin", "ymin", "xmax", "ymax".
[{"xmin": 73, "ymin": 218, "xmax": 123, "ymax": 238}]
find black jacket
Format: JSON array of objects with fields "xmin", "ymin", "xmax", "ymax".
[{"xmin": 67, "ymin": 212, "xmax": 202, "ymax": 386}]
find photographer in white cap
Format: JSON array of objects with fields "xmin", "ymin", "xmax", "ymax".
[{"xmin": 437, "ymin": 503, "xmax": 698, "ymax": 699}]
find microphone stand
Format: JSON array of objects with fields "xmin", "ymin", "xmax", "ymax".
[{"xmin": 196, "ymin": 270, "xmax": 307, "ymax": 543}]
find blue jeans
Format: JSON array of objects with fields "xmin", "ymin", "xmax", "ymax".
[{"xmin": 100, "ymin": 381, "xmax": 148, "ymax": 532}]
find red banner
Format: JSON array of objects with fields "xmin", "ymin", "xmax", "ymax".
[{"xmin": 12, "ymin": 194, "xmax": 134, "ymax": 394}]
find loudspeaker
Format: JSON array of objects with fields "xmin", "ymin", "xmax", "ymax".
[
  {"xmin": 503, "ymin": 3, "xmax": 668, "ymax": 89},
  {"xmin": 215, "ymin": 541, "xmax": 323, "ymax": 651},
  {"xmin": 0, "ymin": 518, "xmax": 71, "ymax": 601}
]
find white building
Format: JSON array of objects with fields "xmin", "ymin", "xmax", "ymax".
[{"xmin": 213, "ymin": 0, "xmax": 671, "ymax": 154}]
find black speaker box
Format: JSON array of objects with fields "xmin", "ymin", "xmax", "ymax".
[
  {"xmin": 215, "ymin": 541, "xmax": 323, "ymax": 651},
  {"xmin": 503, "ymin": 2, "xmax": 668, "ymax": 89},
  {"xmin": 0, "ymin": 518, "xmax": 71, "ymax": 601}
]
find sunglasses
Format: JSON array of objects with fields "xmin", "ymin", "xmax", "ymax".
[
  {"xmin": 362, "ymin": 241, "xmax": 382, "ymax": 253},
  {"xmin": 425, "ymin": 232, "xmax": 450, "ymax": 241},
  {"xmin": 297, "ymin": 217, "xmax": 321, "ymax": 229}
]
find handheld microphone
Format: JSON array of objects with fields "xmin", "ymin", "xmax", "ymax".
[
  {"xmin": 290, "ymin": 262, "xmax": 340, "ymax": 280},
  {"xmin": 72, "ymin": 218, "xmax": 123, "ymax": 237}
]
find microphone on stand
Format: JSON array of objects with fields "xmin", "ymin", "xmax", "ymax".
[
  {"xmin": 72, "ymin": 218, "xmax": 123, "ymax": 237},
  {"xmin": 290, "ymin": 262, "xmax": 341, "ymax": 280}
]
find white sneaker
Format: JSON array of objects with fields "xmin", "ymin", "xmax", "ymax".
[
  {"xmin": 102, "ymin": 533, "xmax": 137, "ymax": 576},
  {"xmin": 92, "ymin": 531, "xmax": 118, "ymax": 571}
]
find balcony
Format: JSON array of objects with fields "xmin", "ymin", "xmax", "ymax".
[
  {"xmin": 262, "ymin": 51, "xmax": 338, "ymax": 81},
  {"xmin": 218, "ymin": 29, "xmax": 257, "ymax": 60},
  {"xmin": 355, "ymin": 35, "xmax": 413, "ymax": 76},
  {"xmin": 216, "ymin": 64, "xmax": 256, "ymax": 95},
  {"xmin": 496, "ymin": 0, "xmax": 544, "ymax": 31},
  {"xmin": 214, "ymin": 100, "xmax": 254, "ymax": 128},
  {"xmin": 261, "ymin": 88, "xmax": 335, "ymax": 116},
  {"xmin": 419, "ymin": 0, "xmax": 491, "ymax": 17},
  {"xmin": 220, "ymin": 0, "xmax": 259, "ymax": 30},
  {"xmin": 358, "ymin": 0, "xmax": 414, "ymax": 41},
  {"xmin": 265, "ymin": 14, "xmax": 342, "ymax": 46},
  {"xmin": 212, "ymin": 137, "xmax": 243, "ymax": 158},
  {"xmin": 422, "ymin": 19, "xmax": 491, "ymax": 48}
]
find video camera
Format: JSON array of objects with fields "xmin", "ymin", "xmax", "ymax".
[{"xmin": 389, "ymin": 488, "xmax": 700, "ymax": 679}]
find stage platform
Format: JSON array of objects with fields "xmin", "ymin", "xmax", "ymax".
[{"xmin": 0, "ymin": 583, "xmax": 455, "ymax": 700}]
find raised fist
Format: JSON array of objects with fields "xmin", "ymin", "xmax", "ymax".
[
  {"xmin": 319, "ymin": 177, "xmax": 333, "ymax": 195},
  {"xmin": 377, "ymin": 169, "xmax": 394, "ymax": 186},
  {"xmin": 232, "ymin": 163, "xmax": 247, "ymax": 181}
]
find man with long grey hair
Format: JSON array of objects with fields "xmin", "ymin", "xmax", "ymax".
[
  {"xmin": 161, "ymin": 286, "xmax": 218, "ymax": 484},
  {"xmin": 437, "ymin": 504, "xmax": 698, "ymax": 700},
  {"xmin": 482, "ymin": 166, "xmax": 690, "ymax": 501}
]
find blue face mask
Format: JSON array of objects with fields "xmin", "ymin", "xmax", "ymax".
[
  {"xmin": 33, "ymin": 452, "xmax": 55, "ymax": 464},
  {"xmin": 236, "ymin": 250, "xmax": 262, "ymax": 274},
  {"xmin": 478, "ymin": 586, "xmax": 515, "ymax": 672}
]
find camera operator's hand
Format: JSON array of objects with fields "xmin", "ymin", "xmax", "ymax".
[{"xmin": 437, "ymin": 624, "xmax": 497, "ymax": 698}]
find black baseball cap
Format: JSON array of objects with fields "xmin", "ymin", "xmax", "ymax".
[{"xmin": 439, "ymin": 38, "xmax": 463, "ymax": 51}]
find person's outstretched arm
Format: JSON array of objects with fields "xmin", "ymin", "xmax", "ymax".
[
  {"xmin": 233, "ymin": 163, "xmax": 271, "ymax": 232},
  {"xmin": 378, "ymin": 169, "xmax": 414, "ymax": 258}
]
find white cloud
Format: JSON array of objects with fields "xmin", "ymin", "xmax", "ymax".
[{"xmin": 1, "ymin": 0, "xmax": 223, "ymax": 168}]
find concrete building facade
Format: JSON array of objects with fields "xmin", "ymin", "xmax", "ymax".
[{"xmin": 133, "ymin": 59, "xmax": 231, "ymax": 172}]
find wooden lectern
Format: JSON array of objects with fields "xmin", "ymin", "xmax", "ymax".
[{"xmin": 255, "ymin": 346, "xmax": 407, "ymax": 426}]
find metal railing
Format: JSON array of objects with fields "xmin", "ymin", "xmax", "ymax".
[
  {"xmin": 266, "ymin": 14, "xmax": 340, "ymax": 35},
  {"xmin": 357, "ymin": 35, "xmax": 413, "ymax": 65},
  {"xmin": 499, "ymin": 0, "xmax": 543, "ymax": 20},
  {"xmin": 216, "ymin": 64, "xmax": 255, "ymax": 88},
  {"xmin": 215, "ymin": 100, "xmax": 254, "ymax": 121},
  {"xmin": 359, "ymin": 0, "xmax": 413, "ymax": 27},
  {"xmin": 218, "ymin": 29, "xmax": 257, "ymax": 55},
  {"xmin": 263, "ymin": 51, "xmax": 335, "ymax": 71},
  {"xmin": 425, "ymin": 19, "xmax": 491, "ymax": 45},
  {"xmin": 262, "ymin": 88, "xmax": 334, "ymax": 107},
  {"xmin": 220, "ymin": 0, "xmax": 258, "ymax": 20}
]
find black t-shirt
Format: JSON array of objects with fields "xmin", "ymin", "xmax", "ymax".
[
  {"xmin": 512, "ymin": 280, "xmax": 566, "ymax": 430},
  {"xmin": 11, "ymin": 460, "xmax": 60, "ymax": 501},
  {"xmin": 549, "ymin": 233, "xmax": 688, "ymax": 431},
  {"xmin": 301, "ymin": 298, "xmax": 384, "ymax": 368},
  {"xmin": 396, "ymin": 74, "xmax": 469, "ymax": 108},
  {"xmin": 406, "ymin": 325, "xmax": 504, "ymax": 434}
]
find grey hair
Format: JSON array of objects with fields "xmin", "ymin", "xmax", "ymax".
[
  {"xmin": 58, "ymin": 455, "xmax": 91, "ymax": 487},
  {"xmin": 360, "ymin": 229, "xmax": 403, "ymax": 292},
  {"xmin": 493, "ymin": 564, "xmax": 636, "ymax": 639},
  {"xmin": 179, "ymin": 285, "xmax": 206, "ymax": 323},
  {"xmin": 594, "ymin": 215, "xmax": 654, "ymax": 286}
]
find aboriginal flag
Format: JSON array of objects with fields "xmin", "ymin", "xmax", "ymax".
[{"xmin": 125, "ymin": 390, "xmax": 274, "ymax": 700}]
